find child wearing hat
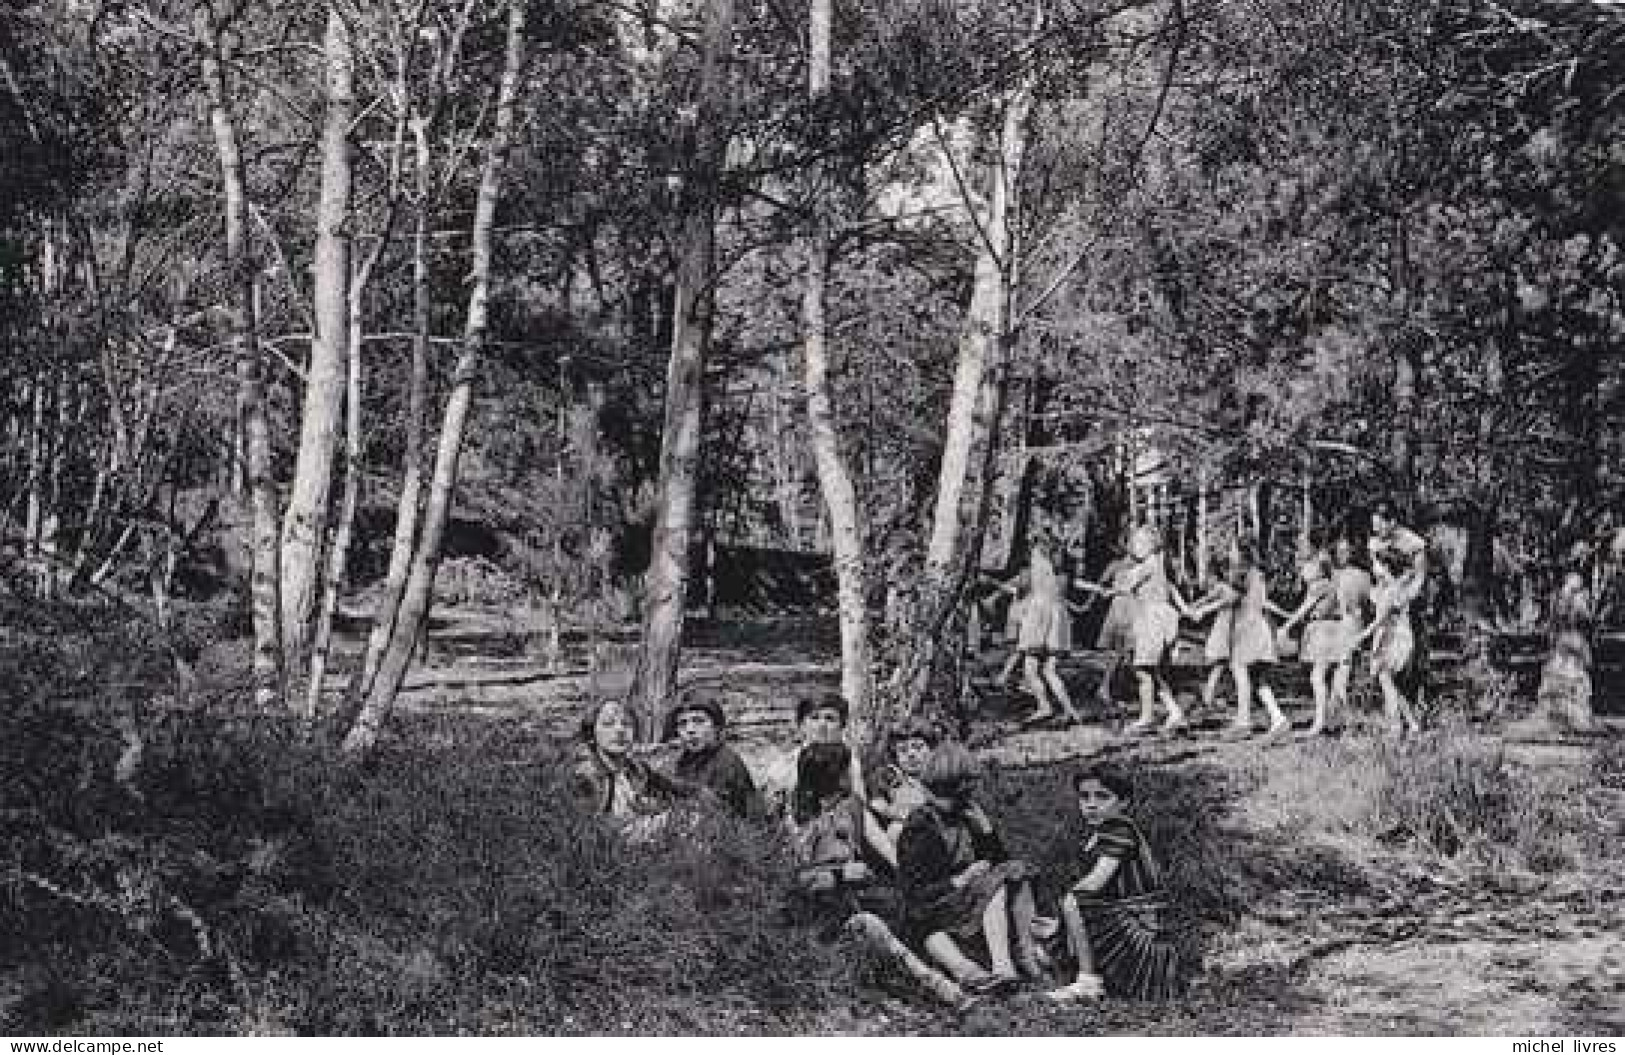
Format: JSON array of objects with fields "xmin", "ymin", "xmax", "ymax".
[{"xmin": 667, "ymin": 693, "xmax": 763, "ymax": 821}]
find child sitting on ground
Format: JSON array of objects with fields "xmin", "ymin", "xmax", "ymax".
[
  {"xmin": 1048, "ymin": 766, "xmax": 1184, "ymax": 1002},
  {"xmin": 783, "ymin": 742, "xmax": 970, "ymax": 1009},
  {"xmin": 897, "ymin": 742, "xmax": 1044, "ymax": 997},
  {"xmin": 664, "ymin": 693, "xmax": 763, "ymax": 821},
  {"xmin": 868, "ymin": 718, "xmax": 938, "ymax": 846},
  {"xmin": 763, "ymin": 693, "xmax": 896, "ymax": 866}
]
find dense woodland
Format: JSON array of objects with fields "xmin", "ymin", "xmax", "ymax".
[
  {"xmin": 2, "ymin": 0, "xmax": 1625, "ymax": 1036},
  {"xmin": 2, "ymin": 0, "xmax": 1623, "ymax": 740}
]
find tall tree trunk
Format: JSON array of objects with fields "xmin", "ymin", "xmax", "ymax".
[
  {"xmin": 23, "ymin": 372, "xmax": 44, "ymax": 589},
  {"xmin": 799, "ymin": 0, "xmax": 875, "ymax": 738},
  {"xmin": 889, "ymin": 48, "xmax": 1037, "ymax": 716},
  {"xmin": 197, "ymin": 0, "xmax": 284, "ymax": 709},
  {"xmin": 343, "ymin": 0, "xmax": 526, "ymax": 756},
  {"xmin": 627, "ymin": 0, "xmax": 735, "ymax": 739},
  {"xmin": 353, "ymin": 113, "xmax": 432, "ymax": 703},
  {"xmin": 282, "ymin": 7, "xmax": 355, "ymax": 674},
  {"xmin": 305, "ymin": 254, "xmax": 366, "ymax": 718}
]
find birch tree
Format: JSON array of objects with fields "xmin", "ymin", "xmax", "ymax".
[
  {"xmin": 343, "ymin": 0, "xmax": 527, "ymax": 755},
  {"xmin": 195, "ymin": 0, "xmax": 284, "ymax": 710},
  {"xmin": 798, "ymin": 0, "xmax": 876, "ymax": 737},
  {"xmin": 627, "ymin": 0, "xmax": 735, "ymax": 739},
  {"xmin": 281, "ymin": 7, "xmax": 354, "ymax": 673}
]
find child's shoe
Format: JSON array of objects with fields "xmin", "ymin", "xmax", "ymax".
[{"xmin": 1045, "ymin": 974, "xmax": 1104, "ymax": 1002}]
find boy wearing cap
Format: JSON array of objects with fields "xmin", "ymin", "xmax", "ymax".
[{"xmin": 668, "ymin": 694, "xmax": 763, "ymax": 821}]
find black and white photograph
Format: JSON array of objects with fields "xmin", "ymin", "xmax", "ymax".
[{"xmin": 1, "ymin": 0, "xmax": 1623, "ymax": 1038}]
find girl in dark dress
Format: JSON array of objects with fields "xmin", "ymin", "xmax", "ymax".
[
  {"xmin": 785, "ymin": 743, "xmax": 971, "ymax": 1010},
  {"xmin": 1048, "ymin": 767, "xmax": 1184, "ymax": 1002},
  {"xmin": 897, "ymin": 743, "xmax": 1043, "ymax": 996}
]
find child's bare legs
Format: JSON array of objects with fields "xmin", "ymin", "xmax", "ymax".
[
  {"xmin": 982, "ymin": 884, "xmax": 1019, "ymax": 979},
  {"xmin": 1047, "ymin": 893, "xmax": 1104, "ymax": 1001},
  {"xmin": 1302, "ymin": 661, "xmax": 1332, "ymax": 736},
  {"xmin": 1058, "ymin": 893, "xmax": 1098, "ymax": 980},
  {"xmin": 1228, "ymin": 661, "xmax": 1254, "ymax": 731},
  {"xmin": 1009, "ymin": 881, "xmax": 1042, "ymax": 975},
  {"xmin": 848, "ymin": 913, "xmax": 967, "ymax": 1008},
  {"xmin": 1128, "ymin": 669, "xmax": 1157, "ymax": 731},
  {"xmin": 1042, "ymin": 657, "xmax": 1082, "ymax": 723},
  {"xmin": 1020, "ymin": 653, "xmax": 1055, "ymax": 721},
  {"xmin": 1203, "ymin": 664, "xmax": 1227, "ymax": 713},
  {"xmin": 1256, "ymin": 676, "xmax": 1288, "ymax": 735},
  {"xmin": 924, "ymin": 932, "xmax": 990, "ymax": 983},
  {"xmin": 1378, "ymin": 671, "xmax": 1419, "ymax": 737},
  {"xmin": 1157, "ymin": 668, "xmax": 1185, "ymax": 729},
  {"xmin": 1331, "ymin": 660, "xmax": 1353, "ymax": 715}
]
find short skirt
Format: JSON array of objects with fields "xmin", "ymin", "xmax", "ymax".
[
  {"xmin": 1096, "ymin": 596, "xmax": 1137, "ymax": 653},
  {"xmin": 1371, "ymin": 618, "xmax": 1414, "ymax": 676},
  {"xmin": 1132, "ymin": 603, "xmax": 1180, "ymax": 668},
  {"xmin": 1017, "ymin": 598, "xmax": 1071, "ymax": 653},
  {"xmin": 1203, "ymin": 609, "xmax": 1234, "ymax": 665},
  {"xmin": 1229, "ymin": 611, "xmax": 1277, "ymax": 666},
  {"xmin": 1300, "ymin": 618, "xmax": 1350, "ymax": 664}
]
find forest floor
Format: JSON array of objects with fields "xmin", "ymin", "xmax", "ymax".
[
  {"xmin": 386, "ymin": 610, "xmax": 1625, "ymax": 1036},
  {"xmin": 811, "ymin": 733, "xmax": 1625, "ymax": 1036},
  {"xmin": 5, "ymin": 606, "xmax": 1624, "ymax": 1036}
]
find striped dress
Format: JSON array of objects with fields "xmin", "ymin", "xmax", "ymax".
[{"xmin": 1074, "ymin": 816, "xmax": 1185, "ymax": 1000}]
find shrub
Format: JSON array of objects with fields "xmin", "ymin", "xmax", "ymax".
[{"xmin": 2, "ymin": 679, "xmax": 859, "ymax": 1035}]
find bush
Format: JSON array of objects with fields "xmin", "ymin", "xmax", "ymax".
[{"xmin": 2, "ymin": 682, "xmax": 859, "ymax": 1035}]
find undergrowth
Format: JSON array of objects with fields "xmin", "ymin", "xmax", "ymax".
[{"xmin": 3, "ymin": 613, "xmax": 1615, "ymax": 1035}]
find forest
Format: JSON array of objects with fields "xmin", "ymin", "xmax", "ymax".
[{"xmin": 1, "ymin": 0, "xmax": 1623, "ymax": 1037}]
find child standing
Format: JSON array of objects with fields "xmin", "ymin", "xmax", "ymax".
[
  {"xmin": 666, "ymin": 694, "xmax": 764, "ymax": 820},
  {"xmin": 1093, "ymin": 541, "xmax": 1140, "ymax": 711},
  {"xmin": 994, "ymin": 531, "xmax": 1084, "ymax": 726},
  {"xmin": 868, "ymin": 718, "xmax": 938, "ymax": 847},
  {"xmin": 1359, "ymin": 553, "xmax": 1424, "ymax": 738},
  {"xmin": 1118, "ymin": 526, "xmax": 1191, "ymax": 736},
  {"xmin": 1329, "ymin": 537, "xmax": 1373, "ymax": 721},
  {"xmin": 1183, "ymin": 555, "xmax": 1238, "ymax": 720},
  {"xmin": 1276, "ymin": 551, "xmax": 1340, "ymax": 737},
  {"xmin": 1222, "ymin": 542, "xmax": 1291, "ymax": 739},
  {"xmin": 1047, "ymin": 767, "xmax": 1184, "ymax": 1002}
]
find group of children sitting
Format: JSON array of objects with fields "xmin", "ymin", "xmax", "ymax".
[{"xmin": 571, "ymin": 691, "xmax": 1184, "ymax": 1010}]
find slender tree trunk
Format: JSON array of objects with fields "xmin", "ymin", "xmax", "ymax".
[
  {"xmin": 890, "ymin": 42, "xmax": 1037, "ymax": 715},
  {"xmin": 798, "ymin": 0, "xmax": 875, "ymax": 737},
  {"xmin": 40, "ymin": 371, "xmax": 70, "ymax": 599},
  {"xmin": 24, "ymin": 373, "xmax": 44, "ymax": 588},
  {"xmin": 353, "ymin": 114, "xmax": 432, "ymax": 703},
  {"xmin": 312, "ymin": 25, "xmax": 413, "ymax": 718},
  {"xmin": 196, "ymin": 0, "xmax": 284, "ymax": 710},
  {"xmin": 282, "ymin": 7, "xmax": 355, "ymax": 674},
  {"xmin": 343, "ymin": 0, "xmax": 526, "ymax": 756},
  {"xmin": 305, "ymin": 254, "xmax": 366, "ymax": 718},
  {"xmin": 627, "ymin": 0, "xmax": 735, "ymax": 739}
]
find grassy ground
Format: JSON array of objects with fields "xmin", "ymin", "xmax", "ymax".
[{"xmin": 3, "ymin": 608, "xmax": 1623, "ymax": 1035}]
